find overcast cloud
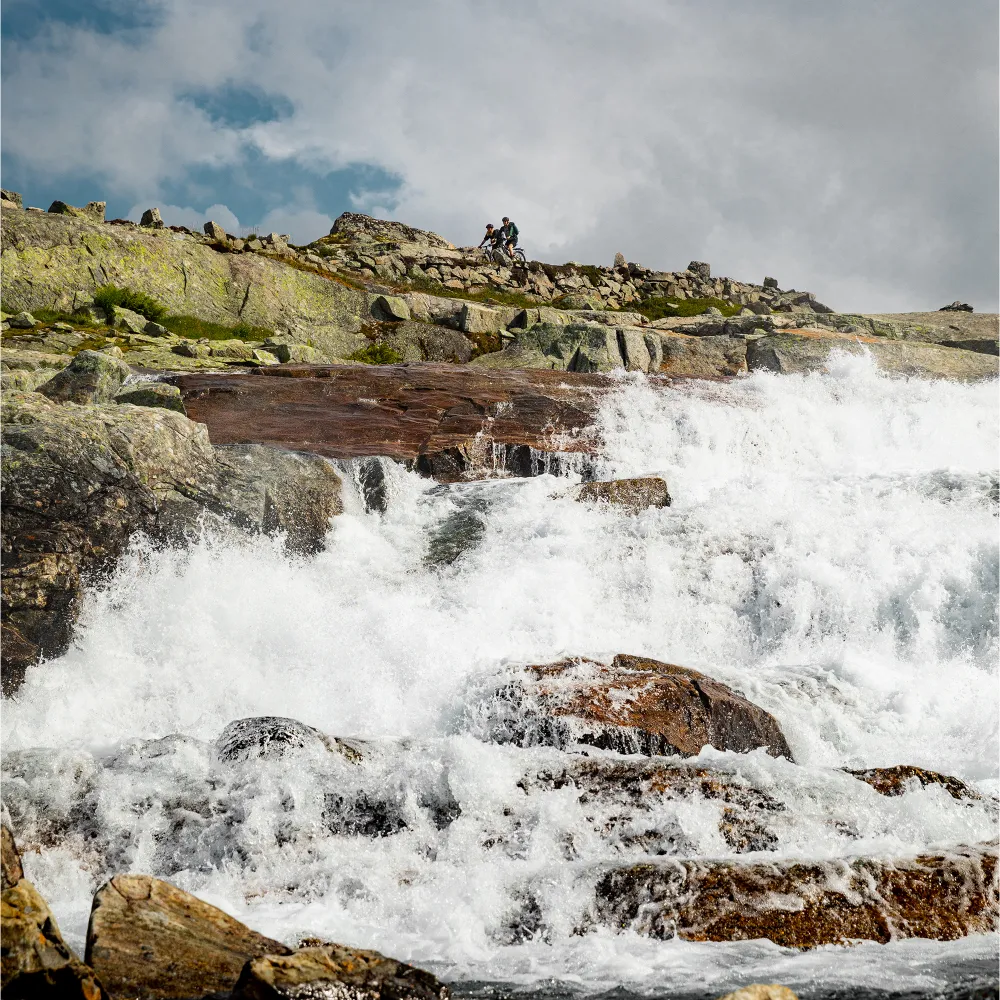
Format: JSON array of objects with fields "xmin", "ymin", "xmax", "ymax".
[{"xmin": 2, "ymin": 0, "xmax": 997, "ymax": 311}]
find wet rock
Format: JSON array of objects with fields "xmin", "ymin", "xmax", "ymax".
[
  {"xmin": 592, "ymin": 843, "xmax": 998, "ymax": 947},
  {"xmin": 139, "ymin": 207, "xmax": 164, "ymax": 228},
  {"xmin": 658, "ymin": 335, "xmax": 747, "ymax": 378},
  {"xmin": 940, "ymin": 301, "xmax": 974, "ymax": 312},
  {"xmin": 2, "ymin": 824, "xmax": 24, "ymax": 890},
  {"xmin": 573, "ymin": 476, "xmax": 671, "ymax": 513},
  {"xmin": 171, "ymin": 363, "xmax": 609, "ymax": 482},
  {"xmin": 845, "ymin": 765, "xmax": 983, "ymax": 802},
  {"xmin": 232, "ymin": 942, "xmax": 450, "ymax": 1000},
  {"xmin": 37, "ymin": 350, "xmax": 132, "ymax": 404},
  {"xmin": 482, "ymin": 654, "xmax": 793, "ymax": 760},
  {"xmin": 86, "ymin": 875, "xmax": 289, "ymax": 1000},
  {"xmin": 717, "ymin": 987, "xmax": 797, "ymax": 1000},
  {"xmin": 115, "ymin": 382, "xmax": 187, "ymax": 414},
  {"xmin": 2, "ymin": 878, "xmax": 107, "ymax": 998},
  {"xmin": 216, "ymin": 716, "xmax": 362, "ymax": 764}
]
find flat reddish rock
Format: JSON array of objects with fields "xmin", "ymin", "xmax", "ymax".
[{"xmin": 170, "ymin": 363, "xmax": 613, "ymax": 481}]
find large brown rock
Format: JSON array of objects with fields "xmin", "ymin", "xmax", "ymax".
[
  {"xmin": 85, "ymin": 875, "xmax": 290, "ymax": 1000},
  {"xmin": 2, "ymin": 878, "xmax": 107, "ymax": 998},
  {"xmin": 171, "ymin": 363, "xmax": 612, "ymax": 481},
  {"xmin": 483, "ymin": 654, "xmax": 793, "ymax": 760},
  {"xmin": 592, "ymin": 843, "xmax": 999, "ymax": 947},
  {"xmin": 2, "ymin": 824, "xmax": 24, "ymax": 890},
  {"xmin": 232, "ymin": 942, "xmax": 450, "ymax": 1000}
]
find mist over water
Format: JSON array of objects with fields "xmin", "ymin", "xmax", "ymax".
[{"xmin": 4, "ymin": 355, "xmax": 998, "ymax": 997}]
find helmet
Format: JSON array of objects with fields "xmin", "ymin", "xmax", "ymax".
[
  {"xmin": 486, "ymin": 223, "xmax": 494, "ymax": 229},
  {"xmin": 501, "ymin": 217, "xmax": 509, "ymax": 223}
]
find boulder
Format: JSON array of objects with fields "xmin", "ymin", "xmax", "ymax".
[
  {"xmin": 1, "ymin": 368, "xmax": 60, "ymax": 392},
  {"xmin": 232, "ymin": 943, "xmax": 450, "ymax": 1000},
  {"xmin": 845, "ymin": 765, "xmax": 982, "ymax": 802},
  {"xmin": 261, "ymin": 342, "xmax": 325, "ymax": 364},
  {"xmin": 1, "ymin": 188, "xmax": 23, "ymax": 208},
  {"xmin": 115, "ymin": 383, "xmax": 187, "ymax": 414},
  {"xmin": 143, "ymin": 321, "xmax": 171, "ymax": 337},
  {"xmin": 687, "ymin": 261, "xmax": 711, "ymax": 280},
  {"xmin": 86, "ymin": 875, "xmax": 289, "ymax": 1000},
  {"xmin": 2, "ymin": 878, "xmax": 107, "ymax": 998},
  {"xmin": 616, "ymin": 327, "xmax": 655, "ymax": 372},
  {"xmin": 614, "ymin": 252, "xmax": 627, "ymax": 269},
  {"xmin": 658, "ymin": 335, "xmax": 747, "ymax": 378},
  {"xmin": 381, "ymin": 321, "xmax": 476, "ymax": 363},
  {"xmin": 47, "ymin": 200, "xmax": 106, "ymax": 223},
  {"xmin": 172, "ymin": 341, "xmax": 213, "ymax": 358},
  {"xmin": 209, "ymin": 339, "xmax": 256, "ymax": 361},
  {"xmin": 762, "ymin": 277, "xmax": 779, "ymax": 290},
  {"xmin": 37, "ymin": 350, "xmax": 132, "ymax": 404},
  {"xmin": 479, "ymin": 654, "xmax": 793, "ymax": 759},
  {"xmin": 573, "ymin": 476, "xmax": 671, "ymax": 513},
  {"xmin": 592, "ymin": 843, "xmax": 998, "ymax": 947},
  {"xmin": 473, "ymin": 323, "xmax": 624, "ymax": 372},
  {"xmin": 108, "ymin": 305, "xmax": 149, "ymax": 334},
  {"xmin": 204, "ymin": 220, "xmax": 228, "ymax": 244},
  {"xmin": 458, "ymin": 302, "xmax": 505, "ymax": 334},
  {"xmin": 2, "ymin": 824, "xmax": 24, "ymax": 890},
  {"xmin": 329, "ymin": 212, "xmax": 455, "ymax": 250},
  {"xmin": 215, "ymin": 716, "xmax": 354, "ymax": 763},
  {"xmin": 746, "ymin": 331, "xmax": 998, "ymax": 381},
  {"xmin": 940, "ymin": 301, "xmax": 974, "ymax": 312},
  {"xmin": 372, "ymin": 294, "xmax": 411, "ymax": 322},
  {"xmin": 9, "ymin": 311, "xmax": 37, "ymax": 329},
  {"xmin": 139, "ymin": 208, "xmax": 164, "ymax": 228}
]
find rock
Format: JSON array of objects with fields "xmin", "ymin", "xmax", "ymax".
[
  {"xmin": 47, "ymin": 200, "xmax": 106, "ymax": 223},
  {"xmin": 372, "ymin": 294, "xmax": 411, "ymax": 322},
  {"xmin": 762, "ymin": 277, "xmax": 779, "ymax": 290},
  {"xmin": 209, "ymin": 339, "xmax": 256, "ymax": 361},
  {"xmin": 0, "ymin": 349, "xmax": 67, "ymax": 373},
  {"xmin": 143, "ymin": 321, "xmax": 170, "ymax": 337},
  {"xmin": 9, "ymin": 311, "xmax": 37, "ymax": 329},
  {"xmin": 592, "ymin": 843, "xmax": 998, "ymax": 947},
  {"xmin": 717, "ymin": 987, "xmax": 797, "ymax": 1000},
  {"xmin": 845, "ymin": 765, "xmax": 982, "ymax": 801},
  {"xmin": 380, "ymin": 321, "xmax": 476, "ymax": 364},
  {"xmin": 86, "ymin": 875, "xmax": 289, "ymax": 1000},
  {"xmin": 1, "ymin": 189, "xmax": 23, "ymax": 208},
  {"xmin": 37, "ymin": 350, "xmax": 132, "ymax": 404},
  {"xmin": 473, "ymin": 323, "xmax": 624, "ymax": 373},
  {"xmin": 574, "ymin": 476, "xmax": 671, "ymax": 513},
  {"xmin": 2, "ymin": 824, "xmax": 24, "ymax": 890},
  {"xmin": 170, "ymin": 363, "xmax": 610, "ymax": 481},
  {"xmin": 204, "ymin": 219, "xmax": 228, "ymax": 244},
  {"xmin": 1, "ymin": 368, "xmax": 62, "ymax": 392},
  {"xmin": 614, "ymin": 252, "xmax": 627, "ymax": 269},
  {"xmin": 216, "ymin": 716, "xmax": 343, "ymax": 762},
  {"xmin": 329, "ymin": 212, "xmax": 455, "ymax": 250},
  {"xmin": 458, "ymin": 302, "xmax": 504, "ymax": 334},
  {"xmin": 109, "ymin": 305, "xmax": 149, "ymax": 334},
  {"xmin": 261, "ymin": 342, "xmax": 324, "ymax": 364},
  {"xmin": 232, "ymin": 942, "xmax": 450, "ymax": 1000},
  {"xmin": 658, "ymin": 335, "xmax": 747, "ymax": 378},
  {"xmin": 263, "ymin": 233, "xmax": 288, "ymax": 252},
  {"xmin": 746, "ymin": 331, "xmax": 998, "ymax": 381},
  {"xmin": 246, "ymin": 238, "xmax": 264, "ymax": 251},
  {"xmin": 940, "ymin": 301, "xmax": 974, "ymax": 312},
  {"xmin": 703, "ymin": 306, "xmax": 724, "ymax": 317},
  {"xmin": 115, "ymin": 382, "xmax": 187, "ymax": 414},
  {"xmin": 616, "ymin": 327, "xmax": 653, "ymax": 372},
  {"xmin": 2, "ymin": 878, "xmax": 107, "ymax": 998},
  {"xmin": 687, "ymin": 261, "xmax": 711, "ymax": 280},
  {"xmin": 139, "ymin": 207, "xmax": 164, "ymax": 228},
  {"xmin": 480, "ymin": 654, "xmax": 793, "ymax": 759},
  {"xmin": 252, "ymin": 348, "xmax": 280, "ymax": 365},
  {"xmin": 559, "ymin": 292, "xmax": 604, "ymax": 311}
]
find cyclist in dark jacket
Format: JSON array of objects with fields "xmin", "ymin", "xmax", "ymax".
[
  {"xmin": 478, "ymin": 223, "xmax": 499, "ymax": 248},
  {"xmin": 499, "ymin": 217, "xmax": 519, "ymax": 257}
]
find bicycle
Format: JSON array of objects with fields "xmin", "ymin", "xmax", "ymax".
[{"xmin": 480, "ymin": 243, "xmax": 526, "ymax": 266}]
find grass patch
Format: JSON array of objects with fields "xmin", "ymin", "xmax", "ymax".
[
  {"xmin": 405, "ymin": 276, "xmax": 541, "ymax": 310},
  {"xmin": 92, "ymin": 285, "xmax": 167, "ymax": 322},
  {"xmin": 160, "ymin": 315, "xmax": 273, "ymax": 341},
  {"xmin": 628, "ymin": 296, "xmax": 744, "ymax": 321},
  {"xmin": 348, "ymin": 343, "xmax": 403, "ymax": 365},
  {"xmin": 29, "ymin": 309, "xmax": 97, "ymax": 327}
]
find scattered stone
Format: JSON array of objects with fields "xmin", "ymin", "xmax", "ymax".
[
  {"xmin": 246, "ymin": 238, "xmax": 264, "ymax": 251},
  {"xmin": 85, "ymin": 875, "xmax": 289, "ymax": 1000},
  {"xmin": 230, "ymin": 238, "xmax": 246, "ymax": 252},
  {"xmin": 687, "ymin": 261, "xmax": 711, "ymax": 280},
  {"xmin": 139, "ymin": 207, "xmax": 164, "ymax": 228},
  {"xmin": 702, "ymin": 306, "xmax": 724, "ymax": 317},
  {"xmin": 232, "ymin": 942, "xmax": 451, "ymax": 1000},
  {"xmin": 592, "ymin": 843, "xmax": 998, "ymax": 947},
  {"xmin": 2, "ymin": 878, "xmax": 107, "ymax": 998},
  {"xmin": 481, "ymin": 654, "xmax": 793, "ymax": 760},
  {"xmin": 717, "ymin": 987, "xmax": 797, "ymax": 1000},
  {"xmin": 1, "ymin": 188, "xmax": 23, "ymax": 208},
  {"xmin": 209, "ymin": 339, "xmax": 256, "ymax": 361},
  {"xmin": 458, "ymin": 302, "xmax": 504, "ymax": 334},
  {"xmin": 9, "ymin": 311, "xmax": 37, "ymax": 329},
  {"xmin": 47, "ymin": 200, "xmax": 106, "ymax": 223},
  {"xmin": 252, "ymin": 348, "xmax": 280, "ymax": 366},
  {"xmin": 37, "ymin": 350, "xmax": 132, "ymax": 404},
  {"xmin": 2, "ymin": 824, "xmax": 24, "ymax": 890},
  {"xmin": 940, "ymin": 301, "xmax": 974, "ymax": 312},
  {"xmin": 99, "ymin": 345, "xmax": 125, "ymax": 359},
  {"xmin": 261, "ymin": 342, "xmax": 324, "ymax": 364},
  {"xmin": 143, "ymin": 321, "xmax": 170, "ymax": 337},
  {"xmin": 115, "ymin": 382, "xmax": 187, "ymax": 414},
  {"xmin": 574, "ymin": 477, "xmax": 671, "ymax": 513},
  {"xmin": 845, "ymin": 765, "xmax": 982, "ymax": 802},
  {"xmin": 372, "ymin": 294, "xmax": 411, "ymax": 322},
  {"xmin": 762, "ymin": 277, "xmax": 779, "ymax": 290},
  {"xmin": 204, "ymin": 220, "xmax": 228, "ymax": 244},
  {"xmin": 264, "ymin": 233, "xmax": 288, "ymax": 252},
  {"xmin": 172, "ymin": 341, "xmax": 212, "ymax": 358},
  {"xmin": 108, "ymin": 305, "xmax": 149, "ymax": 334},
  {"xmin": 614, "ymin": 252, "xmax": 627, "ymax": 269}
]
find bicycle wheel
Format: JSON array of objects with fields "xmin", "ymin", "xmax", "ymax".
[{"xmin": 513, "ymin": 247, "xmax": 526, "ymax": 263}]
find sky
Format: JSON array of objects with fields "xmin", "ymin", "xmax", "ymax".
[{"xmin": 2, "ymin": 0, "xmax": 997, "ymax": 312}]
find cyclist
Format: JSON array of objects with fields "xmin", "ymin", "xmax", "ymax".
[
  {"xmin": 499, "ymin": 217, "xmax": 519, "ymax": 259},
  {"xmin": 478, "ymin": 223, "xmax": 500, "ymax": 249}
]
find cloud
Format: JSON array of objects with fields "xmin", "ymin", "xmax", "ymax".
[{"xmin": 2, "ymin": 0, "xmax": 997, "ymax": 310}]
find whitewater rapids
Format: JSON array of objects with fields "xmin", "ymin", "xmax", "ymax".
[{"xmin": 3, "ymin": 353, "xmax": 998, "ymax": 998}]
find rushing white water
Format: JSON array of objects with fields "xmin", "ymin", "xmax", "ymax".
[{"xmin": 3, "ymin": 354, "xmax": 998, "ymax": 997}]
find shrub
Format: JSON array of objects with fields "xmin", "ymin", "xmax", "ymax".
[
  {"xmin": 348, "ymin": 343, "xmax": 403, "ymax": 365},
  {"xmin": 92, "ymin": 285, "xmax": 167, "ymax": 322}
]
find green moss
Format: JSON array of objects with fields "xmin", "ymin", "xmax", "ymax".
[
  {"xmin": 467, "ymin": 330, "xmax": 504, "ymax": 359},
  {"xmin": 348, "ymin": 343, "xmax": 403, "ymax": 365},
  {"xmin": 578, "ymin": 265, "xmax": 606, "ymax": 288},
  {"xmin": 30, "ymin": 309, "xmax": 95, "ymax": 327},
  {"xmin": 160, "ymin": 315, "xmax": 273, "ymax": 341},
  {"xmin": 628, "ymin": 296, "xmax": 744, "ymax": 321},
  {"xmin": 92, "ymin": 285, "xmax": 167, "ymax": 322},
  {"xmin": 405, "ymin": 276, "xmax": 541, "ymax": 310}
]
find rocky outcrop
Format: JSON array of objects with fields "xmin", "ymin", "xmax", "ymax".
[
  {"xmin": 477, "ymin": 654, "xmax": 793, "ymax": 760},
  {"xmin": 330, "ymin": 211, "xmax": 455, "ymax": 250},
  {"xmin": 573, "ymin": 476, "xmax": 672, "ymax": 513},
  {"xmin": 591, "ymin": 843, "xmax": 998, "ymax": 947},
  {"xmin": 2, "ymin": 875, "xmax": 107, "ymax": 998},
  {"xmin": 37, "ymin": 350, "xmax": 132, "ymax": 404},
  {"xmin": 172, "ymin": 363, "xmax": 610, "ymax": 481},
  {"xmin": 232, "ymin": 943, "xmax": 451, "ymax": 1000},
  {"xmin": 845, "ymin": 765, "xmax": 984, "ymax": 802},
  {"xmin": 86, "ymin": 875, "xmax": 289, "ymax": 999},
  {"xmin": 1, "ymin": 391, "xmax": 342, "ymax": 692}
]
